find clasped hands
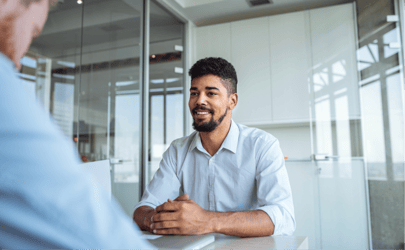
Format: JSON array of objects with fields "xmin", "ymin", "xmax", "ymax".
[{"xmin": 149, "ymin": 194, "xmax": 213, "ymax": 235}]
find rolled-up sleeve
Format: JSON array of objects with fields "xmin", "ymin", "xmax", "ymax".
[
  {"xmin": 255, "ymin": 138, "xmax": 296, "ymax": 235},
  {"xmin": 134, "ymin": 142, "xmax": 181, "ymax": 211}
]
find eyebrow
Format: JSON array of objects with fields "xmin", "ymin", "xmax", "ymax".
[{"xmin": 189, "ymin": 86, "xmax": 220, "ymax": 91}]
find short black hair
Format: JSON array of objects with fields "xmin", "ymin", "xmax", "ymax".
[{"xmin": 188, "ymin": 57, "xmax": 237, "ymax": 95}]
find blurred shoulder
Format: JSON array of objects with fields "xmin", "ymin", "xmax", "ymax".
[{"xmin": 236, "ymin": 122, "xmax": 278, "ymax": 146}]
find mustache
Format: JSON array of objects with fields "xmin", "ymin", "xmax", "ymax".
[{"xmin": 192, "ymin": 106, "xmax": 214, "ymax": 114}]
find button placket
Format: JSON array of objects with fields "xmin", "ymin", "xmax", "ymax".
[{"xmin": 208, "ymin": 157, "xmax": 215, "ymax": 211}]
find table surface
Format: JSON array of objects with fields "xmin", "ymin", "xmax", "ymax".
[
  {"xmin": 143, "ymin": 231, "xmax": 308, "ymax": 250},
  {"xmin": 204, "ymin": 233, "xmax": 308, "ymax": 249}
]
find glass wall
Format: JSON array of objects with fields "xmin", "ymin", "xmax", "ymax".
[
  {"xmin": 20, "ymin": 0, "xmax": 185, "ymax": 217},
  {"xmin": 356, "ymin": 0, "xmax": 405, "ymax": 248}
]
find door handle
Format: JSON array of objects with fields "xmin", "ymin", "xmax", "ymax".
[
  {"xmin": 109, "ymin": 158, "xmax": 132, "ymax": 164},
  {"xmin": 311, "ymin": 154, "xmax": 340, "ymax": 161}
]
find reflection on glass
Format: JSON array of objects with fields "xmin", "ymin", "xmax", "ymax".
[
  {"xmin": 53, "ymin": 83, "xmax": 75, "ymax": 138},
  {"xmin": 360, "ymin": 81, "xmax": 386, "ymax": 179},
  {"xmin": 314, "ymin": 97, "xmax": 333, "ymax": 156},
  {"xmin": 150, "ymin": 95, "xmax": 164, "ymax": 179},
  {"xmin": 335, "ymin": 94, "xmax": 351, "ymax": 157},
  {"xmin": 114, "ymin": 94, "xmax": 140, "ymax": 183},
  {"xmin": 18, "ymin": 55, "xmax": 37, "ymax": 100},
  {"xmin": 166, "ymin": 93, "xmax": 184, "ymax": 145},
  {"xmin": 386, "ymin": 73, "xmax": 404, "ymax": 181},
  {"xmin": 332, "ymin": 60, "xmax": 346, "ymax": 83},
  {"xmin": 383, "ymin": 27, "xmax": 401, "ymax": 59},
  {"xmin": 356, "ymin": 0, "xmax": 405, "ymax": 246},
  {"xmin": 308, "ymin": 6, "xmax": 370, "ymax": 248},
  {"xmin": 21, "ymin": 3, "xmax": 84, "ymax": 148},
  {"xmin": 147, "ymin": 0, "xmax": 185, "ymax": 183},
  {"xmin": 357, "ymin": 42, "xmax": 379, "ymax": 71}
]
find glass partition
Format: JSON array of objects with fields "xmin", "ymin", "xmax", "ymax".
[
  {"xmin": 147, "ymin": 0, "xmax": 185, "ymax": 183},
  {"xmin": 79, "ymin": 0, "xmax": 143, "ymax": 216},
  {"xmin": 22, "ymin": 0, "xmax": 185, "ymax": 217},
  {"xmin": 22, "ymin": 1, "xmax": 84, "ymax": 143},
  {"xmin": 357, "ymin": 0, "xmax": 405, "ymax": 248}
]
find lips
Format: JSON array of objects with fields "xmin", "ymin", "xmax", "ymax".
[
  {"xmin": 192, "ymin": 107, "xmax": 213, "ymax": 115},
  {"xmin": 192, "ymin": 107, "xmax": 213, "ymax": 120}
]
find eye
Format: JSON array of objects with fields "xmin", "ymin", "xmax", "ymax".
[
  {"xmin": 208, "ymin": 92, "xmax": 217, "ymax": 96},
  {"xmin": 190, "ymin": 92, "xmax": 198, "ymax": 96}
]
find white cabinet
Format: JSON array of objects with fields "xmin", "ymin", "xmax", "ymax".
[
  {"xmin": 193, "ymin": 3, "xmax": 359, "ymax": 125},
  {"xmin": 230, "ymin": 17, "xmax": 272, "ymax": 124},
  {"xmin": 194, "ymin": 23, "xmax": 231, "ymax": 64},
  {"xmin": 269, "ymin": 12, "xmax": 311, "ymax": 122}
]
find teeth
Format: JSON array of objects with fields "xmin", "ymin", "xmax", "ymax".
[{"xmin": 197, "ymin": 112, "xmax": 208, "ymax": 115}]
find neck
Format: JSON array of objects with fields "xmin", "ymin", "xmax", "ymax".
[
  {"xmin": 199, "ymin": 117, "xmax": 232, "ymax": 156},
  {"xmin": 0, "ymin": 14, "xmax": 19, "ymax": 69}
]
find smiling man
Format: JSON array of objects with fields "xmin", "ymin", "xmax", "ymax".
[{"xmin": 134, "ymin": 57, "xmax": 295, "ymax": 237}]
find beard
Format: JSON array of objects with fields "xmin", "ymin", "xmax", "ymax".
[
  {"xmin": 192, "ymin": 107, "xmax": 228, "ymax": 132},
  {"xmin": 0, "ymin": 14, "xmax": 16, "ymax": 65}
]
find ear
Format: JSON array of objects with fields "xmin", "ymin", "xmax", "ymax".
[{"xmin": 228, "ymin": 93, "xmax": 238, "ymax": 111}]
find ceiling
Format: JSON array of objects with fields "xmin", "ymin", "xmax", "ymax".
[
  {"xmin": 32, "ymin": 0, "xmax": 182, "ymax": 57},
  {"xmin": 160, "ymin": 0, "xmax": 354, "ymax": 26}
]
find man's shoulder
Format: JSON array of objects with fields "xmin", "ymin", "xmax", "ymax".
[
  {"xmin": 235, "ymin": 122, "xmax": 278, "ymax": 145},
  {"xmin": 169, "ymin": 131, "xmax": 198, "ymax": 149}
]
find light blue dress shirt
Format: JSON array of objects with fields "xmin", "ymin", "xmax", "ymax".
[
  {"xmin": 0, "ymin": 52, "xmax": 153, "ymax": 249},
  {"xmin": 135, "ymin": 120, "xmax": 296, "ymax": 235}
]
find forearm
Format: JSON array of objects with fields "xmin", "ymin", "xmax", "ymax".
[
  {"xmin": 209, "ymin": 210, "xmax": 274, "ymax": 237},
  {"xmin": 133, "ymin": 206, "xmax": 156, "ymax": 231}
]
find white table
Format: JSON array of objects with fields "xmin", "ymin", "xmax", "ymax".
[{"xmin": 204, "ymin": 233, "xmax": 308, "ymax": 249}]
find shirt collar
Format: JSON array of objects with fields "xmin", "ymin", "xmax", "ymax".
[
  {"xmin": 189, "ymin": 120, "xmax": 239, "ymax": 154},
  {"xmin": 220, "ymin": 120, "xmax": 239, "ymax": 154}
]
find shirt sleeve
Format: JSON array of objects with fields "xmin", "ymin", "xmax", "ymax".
[
  {"xmin": 254, "ymin": 137, "xmax": 296, "ymax": 236},
  {"xmin": 134, "ymin": 142, "xmax": 182, "ymax": 211}
]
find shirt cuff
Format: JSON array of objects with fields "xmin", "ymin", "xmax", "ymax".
[
  {"xmin": 133, "ymin": 201, "xmax": 158, "ymax": 214},
  {"xmin": 256, "ymin": 205, "xmax": 283, "ymax": 235}
]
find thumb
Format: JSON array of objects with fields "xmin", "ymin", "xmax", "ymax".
[{"xmin": 174, "ymin": 194, "xmax": 189, "ymax": 201}]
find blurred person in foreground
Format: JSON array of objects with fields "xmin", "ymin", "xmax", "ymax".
[
  {"xmin": 134, "ymin": 57, "xmax": 295, "ymax": 237},
  {"xmin": 0, "ymin": 0, "xmax": 153, "ymax": 248}
]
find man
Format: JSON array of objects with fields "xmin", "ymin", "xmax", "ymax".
[
  {"xmin": 0, "ymin": 0, "xmax": 153, "ymax": 248},
  {"xmin": 134, "ymin": 57, "xmax": 295, "ymax": 237}
]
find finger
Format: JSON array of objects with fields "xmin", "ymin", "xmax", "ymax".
[
  {"xmin": 174, "ymin": 194, "xmax": 189, "ymax": 201},
  {"xmin": 156, "ymin": 202, "xmax": 180, "ymax": 213},
  {"xmin": 151, "ymin": 221, "xmax": 179, "ymax": 230},
  {"xmin": 153, "ymin": 228, "xmax": 181, "ymax": 235},
  {"xmin": 153, "ymin": 212, "xmax": 179, "ymax": 222}
]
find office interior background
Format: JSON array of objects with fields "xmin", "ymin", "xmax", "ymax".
[{"xmin": 19, "ymin": 0, "xmax": 404, "ymax": 248}]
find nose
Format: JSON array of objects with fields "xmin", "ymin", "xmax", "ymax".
[{"xmin": 195, "ymin": 92, "xmax": 207, "ymax": 106}]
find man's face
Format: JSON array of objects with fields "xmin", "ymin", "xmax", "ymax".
[
  {"xmin": 189, "ymin": 74, "xmax": 237, "ymax": 132},
  {"xmin": 0, "ymin": 0, "xmax": 50, "ymax": 69}
]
